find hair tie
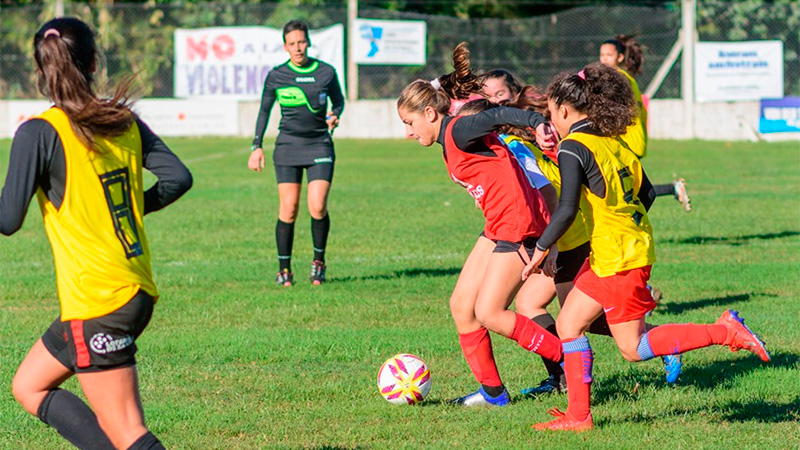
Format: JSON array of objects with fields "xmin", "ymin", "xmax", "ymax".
[
  {"xmin": 430, "ymin": 78, "xmax": 442, "ymax": 90},
  {"xmin": 577, "ymin": 70, "xmax": 586, "ymax": 80},
  {"xmin": 44, "ymin": 28, "xmax": 61, "ymax": 38}
]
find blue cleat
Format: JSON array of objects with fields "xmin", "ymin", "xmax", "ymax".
[
  {"xmin": 449, "ymin": 386, "xmax": 510, "ymax": 407},
  {"xmin": 662, "ymin": 354, "xmax": 683, "ymax": 384},
  {"xmin": 521, "ymin": 375, "xmax": 567, "ymax": 397}
]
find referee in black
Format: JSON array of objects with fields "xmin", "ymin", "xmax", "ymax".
[{"xmin": 249, "ymin": 20, "xmax": 344, "ymax": 286}]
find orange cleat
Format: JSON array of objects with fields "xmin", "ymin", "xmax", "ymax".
[
  {"xmin": 716, "ymin": 310, "xmax": 770, "ymax": 362},
  {"xmin": 532, "ymin": 408, "xmax": 593, "ymax": 432}
]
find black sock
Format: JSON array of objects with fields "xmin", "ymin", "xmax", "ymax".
[
  {"xmin": 276, "ymin": 220, "xmax": 294, "ymax": 272},
  {"xmin": 531, "ymin": 314, "xmax": 564, "ymax": 378},
  {"xmin": 481, "ymin": 384, "xmax": 506, "ymax": 397},
  {"xmin": 37, "ymin": 388, "xmax": 115, "ymax": 450},
  {"xmin": 311, "ymin": 214, "xmax": 330, "ymax": 263},
  {"xmin": 127, "ymin": 432, "xmax": 166, "ymax": 450},
  {"xmin": 653, "ymin": 183, "xmax": 674, "ymax": 197}
]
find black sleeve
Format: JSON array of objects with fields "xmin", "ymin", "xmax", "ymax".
[
  {"xmin": 328, "ymin": 72, "xmax": 345, "ymax": 118},
  {"xmin": 252, "ymin": 71, "xmax": 277, "ymax": 148},
  {"xmin": 0, "ymin": 120, "xmax": 53, "ymax": 236},
  {"xmin": 451, "ymin": 107, "xmax": 546, "ymax": 151},
  {"xmin": 639, "ymin": 166, "xmax": 656, "ymax": 212},
  {"xmin": 536, "ymin": 148, "xmax": 586, "ymax": 251},
  {"xmin": 139, "ymin": 119, "xmax": 193, "ymax": 215}
]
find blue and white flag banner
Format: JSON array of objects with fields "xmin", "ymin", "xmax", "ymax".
[
  {"xmin": 759, "ymin": 97, "xmax": 800, "ymax": 134},
  {"xmin": 353, "ymin": 18, "xmax": 426, "ymax": 65},
  {"xmin": 694, "ymin": 40, "xmax": 784, "ymax": 102},
  {"xmin": 174, "ymin": 24, "xmax": 345, "ymax": 99}
]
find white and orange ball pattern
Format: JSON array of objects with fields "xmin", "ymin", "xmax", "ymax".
[{"xmin": 377, "ymin": 353, "xmax": 431, "ymax": 405}]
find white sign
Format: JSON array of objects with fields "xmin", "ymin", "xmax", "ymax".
[
  {"xmin": 353, "ymin": 18, "xmax": 426, "ymax": 65},
  {"xmin": 174, "ymin": 24, "xmax": 345, "ymax": 99},
  {"xmin": 134, "ymin": 99, "xmax": 239, "ymax": 136},
  {"xmin": 695, "ymin": 41, "xmax": 784, "ymax": 102},
  {"xmin": 7, "ymin": 100, "xmax": 52, "ymax": 136}
]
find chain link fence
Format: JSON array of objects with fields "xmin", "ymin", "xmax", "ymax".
[{"xmin": 0, "ymin": 1, "xmax": 796, "ymax": 100}]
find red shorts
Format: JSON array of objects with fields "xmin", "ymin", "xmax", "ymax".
[{"xmin": 573, "ymin": 258, "xmax": 655, "ymax": 324}]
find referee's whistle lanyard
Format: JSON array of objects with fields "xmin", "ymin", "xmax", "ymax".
[{"xmin": 517, "ymin": 245, "xmax": 532, "ymax": 266}]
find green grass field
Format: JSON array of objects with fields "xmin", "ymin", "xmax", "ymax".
[{"xmin": 1, "ymin": 136, "xmax": 798, "ymax": 450}]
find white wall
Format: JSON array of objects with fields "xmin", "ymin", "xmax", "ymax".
[{"xmin": 1, "ymin": 99, "xmax": 798, "ymax": 142}]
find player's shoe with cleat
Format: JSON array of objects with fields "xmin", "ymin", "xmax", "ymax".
[
  {"xmin": 715, "ymin": 310, "xmax": 770, "ymax": 362},
  {"xmin": 275, "ymin": 269, "xmax": 294, "ymax": 287},
  {"xmin": 648, "ymin": 284, "xmax": 663, "ymax": 303},
  {"xmin": 521, "ymin": 375, "xmax": 567, "ymax": 397},
  {"xmin": 309, "ymin": 260, "xmax": 326, "ymax": 285},
  {"xmin": 662, "ymin": 354, "xmax": 683, "ymax": 384},
  {"xmin": 449, "ymin": 386, "xmax": 510, "ymax": 407},
  {"xmin": 672, "ymin": 178, "xmax": 692, "ymax": 212},
  {"xmin": 532, "ymin": 407, "xmax": 593, "ymax": 432}
]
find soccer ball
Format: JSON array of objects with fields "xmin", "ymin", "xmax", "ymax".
[{"xmin": 377, "ymin": 353, "xmax": 431, "ymax": 405}]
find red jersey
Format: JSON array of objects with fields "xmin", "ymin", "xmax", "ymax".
[{"xmin": 443, "ymin": 117, "xmax": 549, "ymax": 242}]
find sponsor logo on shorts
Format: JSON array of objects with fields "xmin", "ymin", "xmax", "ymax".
[
  {"xmin": 89, "ymin": 333, "xmax": 133, "ymax": 355},
  {"xmin": 314, "ymin": 157, "xmax": 333, "ymax": 164}
]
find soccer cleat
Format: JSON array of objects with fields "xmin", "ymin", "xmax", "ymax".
[
  {"xmin": 309, "ymin": 260, "xmax": 326, "ymax": 285},
  {"xmin": 648, "ymin": 284, "xmax": 663, "ymax": 303},
  {"xmin": 275, "ymin": 269, "xmax": 294, "ymax": 287},
  {"xmin": 662, "ymin": 354, "xmax": 683, "ymax": 384},
  {"xmin": 533, "ymin": 407, "xmax": 593, "ymax": 432},
  {"xmin": 521, "ymin": 375, "xmax": 567, "ymax": 397},
  {"xmin": 672, "ymin": 178, "xmax": 692, "ymax": 212},
  {"xmin": 715, "ymin": 310, "xmax": 770, "ymax": 362},
  {"xmin": 449, "ymin": 386, "xmax": 510, "ymax": 407}
]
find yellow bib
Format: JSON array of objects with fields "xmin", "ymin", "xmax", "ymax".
[
  {"xmin": 563, "ymin": 132, "xmax": 655, "ymax": 276},
  {"xmin": 502, "ymin": 135, "xmax": 591, "ymax": 252},
  {"xmin": 618, "ymin": 69, "xmax": 648, "ymax": 159},
  {"xmin": 34, "ymin": 108, "xmax": 158, "ymax": 321}
]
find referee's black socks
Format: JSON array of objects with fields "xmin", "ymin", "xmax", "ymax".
[
  {"xmin": 311, "ymin": 214, "xmax": 330, "ymax": 263},
  {"xmin": 127, "ymin": 432, "xmax": 166, "ymax": 450},
  {"xmin": 276, "ymin": 219, "xmax": 295, "ymax": 272},
  {"xmin": 37, "ymin": 388, "xmax": 115, "ymax": 450}
]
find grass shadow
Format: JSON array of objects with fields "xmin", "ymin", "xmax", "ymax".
[
  {"xmin": 662, "ymin": 230, "xmax": 800, "ymax": 246},
  {"xmin": 657, "ymin": 292, "xmax": 777, "ymax": 316},
  {"xmin": 722, "ymin": 398, "xmax": 800, "ymax": 423},
  {"xmin": 330, "ymin": 267, "xmax": 461, "ymax": 283}
]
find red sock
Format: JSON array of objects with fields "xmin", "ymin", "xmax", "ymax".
[
  {"xmin": 646, "ymin": 323, "xmax": 727, "ymax": 356},
  {"xmin": 458, "ymin": 327, "xmax": 502, "ymax": 387},
  {"xmin": 510, "ymin": 313, "xmax": 563, "ymax": 362},
  {"xmin": 563, "ymin": 337, "xmax": 592, "ymax": 421}
]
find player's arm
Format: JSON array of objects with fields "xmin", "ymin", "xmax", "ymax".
[
  {"xmin": 451, "ymin": 107, "xmax": 547, "ymax": 150},
  {"xmin": 536, "ymin": 143, "xmax": 588, "ymax": 252},
  {"xmin": 139, "ymin": 119, "xmax": 193, "ymax": 215},
  {"xmin": 0, "ymin": 120, "xmax": 52, "ymax": 236},
  {"xmin": 327, "ymin": 70, "xmax": 345, "ymax": 120}
]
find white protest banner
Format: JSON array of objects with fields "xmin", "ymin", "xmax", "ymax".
[
  {"xmin": 353, "ymin": 18, "xmax": 426, "ymax": 65},
  {"xmin": 174, "ymin": 24, "xmax": 344, "ymax": 99},
  {"xmin": 695, "ymin": 41, "xmax": 784, "ymax": 102}
]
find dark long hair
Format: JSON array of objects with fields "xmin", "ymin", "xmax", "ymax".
[
  {"xmin": 437, "ymin": 42, "xmax": 482, "ymax": 100},
  {"xmin": 34, "ymin": 17, "xmax": 135, "ymax": 149},
  {"xmin": 604, "ymin": 34, "xmax": 645, "ymax": 75},
  {"xmin": 546, "ymin": 62, "xmax": 635, "ymax": 136}
]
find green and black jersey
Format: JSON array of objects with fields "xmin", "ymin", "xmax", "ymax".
[{"xmin": 252, "ymin": 58, "xmax": 345, "ymax": 166}]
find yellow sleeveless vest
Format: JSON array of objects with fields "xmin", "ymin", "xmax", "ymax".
[
  {"xmin": 618, "ymin": 69, "xmax": 648, "ymax": 159},
  {"xmin": 502, "ymin": 135, "xmax": 591, "ymax": 252},
  {"xmin": 563, "ymin": 132, "xmax": 655, "ymax": 276},
  {"xmin": 34, "ymin": 108, "xmax": 158, "ymax": 321}
]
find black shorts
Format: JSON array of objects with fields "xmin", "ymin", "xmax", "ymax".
[
  {"xmin": 274, "ymin": 162, "xmax": 335, "ymax": 184},
  {"xmin": 493, "ymin": 236, "xmax": 539, "ymax": 262},
  {"xmin": 554, "ymin": 241, "xmax": 591, "ymax": 284},
  {"xmin": 41, "ymin": 290, "xmax": 155, "ymax": 373}
]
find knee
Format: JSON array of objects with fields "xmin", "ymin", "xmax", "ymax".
[
  {"xmin": 449, "ymin": 294, "xmax": 474, "ymax": 325},
  {"xmin": 618, "ymin": 343, "xmax": 644, "ymax": 362},
  {"xmin": 308, "ymin": 203, "xmax": 327, "ymax": 219},
  {"xmin": 555, "ymin": 316, "xmax": 583, "ymax": 340},
  {"xmin": 11, "ymin": 376, "xmax": 39, "ymax": 415},
  {"xmin": 473, "ymin": 304, "xmax": 500, "ymax": 331},
  {"xmin": 279, "ymin": 205, "xmax": 299, "ymax": 222}
]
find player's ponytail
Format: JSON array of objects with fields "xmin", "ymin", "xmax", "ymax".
[
  {"xmin": 437, "ymin": 42, "xmax": 482, "ymax": 100},
  {"xmin": 397, "ymin": 80, "xmax": 451, "ymax": 116},
  {"xmin": 34, "ymin": 17, "xmax": 136, "ymax": 150},
  {"xmin": 605, "ymin": 34, "xmax": 645, "ymax": 75},
  {"xmin": 546, "ymin": 62, "xmax": 635, "ymax": 136}
]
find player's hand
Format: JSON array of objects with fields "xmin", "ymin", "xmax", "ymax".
[
  {"xmin": 326, "ymin": 114, "xmax": 339, "ymax": 131},
  {"xmin": 535, "ymin": 122, "xmax": 556, "ymax": 152},
  {"xmin": 522, "ymin": 247, "xmax": 549, "ymax": 281},
  {"xmin": 542, "ymin": 245, "xmax": 559, "ymax": 278},
  {"xmin": 248, "ymin": 148, "xmax": 265, "ymax": 172}
]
